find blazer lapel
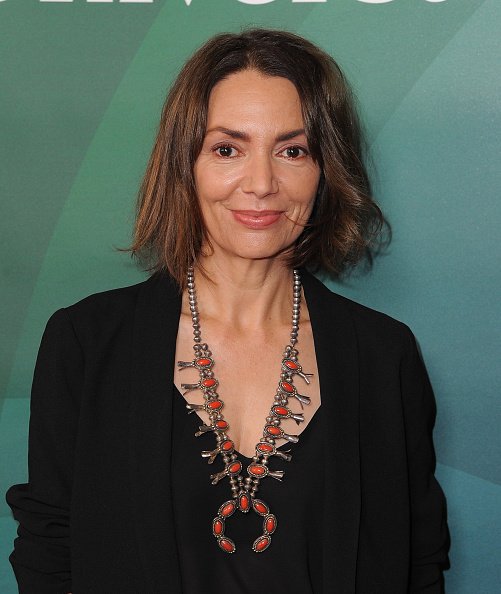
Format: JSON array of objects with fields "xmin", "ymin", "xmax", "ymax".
[
  {"xmin": 302, "ymin": 271, "xmax": 361, "ymax": 593},
  {"xmin": 129, "ymin": 272, "xmax": 183, "ymax": 592}
]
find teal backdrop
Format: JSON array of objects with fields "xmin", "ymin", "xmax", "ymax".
[{"xmin": 1, "ymin": 1, "xmax": 500, "ymax": 591}]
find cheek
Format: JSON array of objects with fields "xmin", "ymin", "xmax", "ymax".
[
  {"xmin": 292, "ymin": 175, "xmax": 319, "ymax": 211},
  {"xmin": 195, "ymin": 176, "xmax": 221, "ymax": 210},
  {"xmin": 286, "ymin": 198, "xmax": 316, "ymax": 234},
  {"xmin": 196, "ymin": 171, "xmax": 237, "ymax": 207}
]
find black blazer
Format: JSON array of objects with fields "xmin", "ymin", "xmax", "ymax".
[{"xmin": 6, "ymin": 270, "xmax": 449, "ymax": 593}]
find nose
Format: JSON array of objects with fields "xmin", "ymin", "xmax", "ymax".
[{"xmin": 240, "ymin": 152, "xmax": 279, "ymax": 198}]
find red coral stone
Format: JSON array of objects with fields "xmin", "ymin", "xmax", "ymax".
[
  {"xmin": 219, "ymin": 538, "xmax": 236, "ymax": 553},
  {"xmin": 265, "ymin": 515, "xmax": 277, "ymax": 534},
  {"xmin": 207, "ymin": 399, "xmax": 222, "ymax": 409},
  {"xmin": 257, "ymin": 442, "xmax": 273, "ymax": 453},
  {"xmin": 220, "ymin": 502, "xmax": 236, "ymax": 517},
  {"xmin": 248, "ymin": 464, "xmax": 266, "ymax": 476},
  {"xmin": 280, "ymin": 381, "xmax": 294, "ymax": 393},
  {"xmin": 253, "ymin": 500, "xmax": 269, "ymax": 515},
  {"xmin": 215, "ymin": 420, "xmax": 228, "ymax": 430},
  {"xmin": 202, "ymin": 378, "xmax": 217, "ymax": 389},
  {"xmin": 221, "ymin": 440, "xmax": 234, "ymax": 452},
  {"xmin": 213, "ymin": 518, "xmax": 224, "ymax": 535},
  {"xmin": 228, "ymin": 462, "xmax": 242, "ymax": 474},
  {"xmin": 253, "ymin": 536, "xmax": 271, "ymax": 552},
  {"xmin": 239, "ymin": 494, "xmax": 250, "ymax": 511},
  {"xmin": 197, "ymin": 358, "xmax": 212, "ymax": 368},
  {"xmin": 284, "ymin": 360, "xmax": 299, "ymax": 370},
  {"xmin": 273, "ymin": 406, "xmax": 288, "ymax": 417},
  {"xmin": 265, "ymin": 425, "xmax": 281, "ymax": 436}
]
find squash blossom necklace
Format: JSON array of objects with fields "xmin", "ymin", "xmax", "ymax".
[{"xmin": 178, "ymin": 267, "xmax": 312, "ymax": 553}]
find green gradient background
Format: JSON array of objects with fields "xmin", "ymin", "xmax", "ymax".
[{"xmin": 1, "ymin": 1, "xmax": 500, "ymax": 591}]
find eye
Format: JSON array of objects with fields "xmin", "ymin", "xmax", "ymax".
[
  {"xmin": 213, "ymin": 144, "xmax": 238, "ymax": 158},
  {"xmin": 279, "ymin": 145, "xmax": 308, "ymax": 160}
]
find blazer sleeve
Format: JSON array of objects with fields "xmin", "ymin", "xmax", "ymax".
[
  {"xmin": 401, "ymin": 329, "xmax": 450, "ymax": 593},
  {"xmin": 6, "ymin": 308, "xmax": 82, "ymax": 594}
]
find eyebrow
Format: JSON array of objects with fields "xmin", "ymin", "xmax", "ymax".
[{"xmin": 205, "ymin": 126, "xmax": 306, "ymax": 142}]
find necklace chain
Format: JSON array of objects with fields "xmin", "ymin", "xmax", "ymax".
[
  {"xmin": 187, "ymin": 268, "xmax": 302, "ymax": 346},
  {"xmin": 177, "ymin": 267, "xmax": 312, "ymax": 553}
]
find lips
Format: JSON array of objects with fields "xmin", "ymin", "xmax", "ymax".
[{"xmin": 231, "ymin": 210, "xmax": 283, "ymax": 229}]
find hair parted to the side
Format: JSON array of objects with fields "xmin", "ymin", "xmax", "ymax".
[{"xmin": 129, "ymin": 28, "xmax": 388, "ymax": 288}]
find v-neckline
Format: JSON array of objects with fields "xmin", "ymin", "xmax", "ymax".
[{"xmin": 173, "ymin": 384, "xmax": 322, "ymax": 460}]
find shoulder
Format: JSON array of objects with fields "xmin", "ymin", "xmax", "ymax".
[
  {"xmin": 46, "ymin": 272, "xmax": 180, "ymax": 349},
  {"xmin": 67, "ymin": 277, "xmax": 146, "ymax": 315},
  {"xmin": 340, "ymin": 292, "xmax": 412, "ymax": 343},
  {"xmin": 303, "ymin": 270, "xmax": 415, "ymax": 354},
  {"xmin": 62, "ymin": 277, "xmax": 147, "ymax": 332},
  {"xmin": 342, "ymin": 293, "xmax": 416, "ymax": 361}
]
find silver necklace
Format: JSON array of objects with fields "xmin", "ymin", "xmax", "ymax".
[{"xmin": 177, "ymin": 267, "xmax": 312, "ymax": 553}]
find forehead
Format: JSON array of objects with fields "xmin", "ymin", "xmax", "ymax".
[{"xmin": 206, "ymin": 70, "xmax": 304, "ymax": 131}]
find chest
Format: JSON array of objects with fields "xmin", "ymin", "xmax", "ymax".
[{"xmin": 173, "ymin": 315, "xmax": 320, "ymax": 458}]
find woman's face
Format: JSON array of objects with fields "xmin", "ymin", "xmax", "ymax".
[{"xmin": 194, "ymin": 69, "xmax": 321, "ymax": 263}]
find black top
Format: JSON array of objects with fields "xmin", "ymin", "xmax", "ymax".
[{"xmin": 171, "ymin": 385, "xmax": 325, "ymax": 594}]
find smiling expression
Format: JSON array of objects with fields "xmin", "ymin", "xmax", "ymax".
[{"xmin": 194, "ymin": 69, "xmax": 322, "ymax": 263}]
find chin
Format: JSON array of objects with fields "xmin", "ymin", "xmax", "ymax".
[
  {"xmin": 203, "ymin": 227, "xmax": 300, "ymax": 263},
  {"xmin": 214, "ymin": 243, "xmax": 294, "ymax": 263}
]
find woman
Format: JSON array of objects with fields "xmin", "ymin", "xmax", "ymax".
[{"xmin": 7, "ymin": 29, "xmax": 449, "ymax": 593}]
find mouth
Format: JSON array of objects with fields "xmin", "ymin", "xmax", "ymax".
[{"xmin": 231, "ymin": 210, "xmax": 284, "ymax": 229}]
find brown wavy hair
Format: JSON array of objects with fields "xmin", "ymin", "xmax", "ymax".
[{"xmin": 130, "ymin": 28, "xmax": 387, "ymax": 287}]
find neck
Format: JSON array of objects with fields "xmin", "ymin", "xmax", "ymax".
[{"xmin": 188, "ymin": 254, "xmax": 297, "ymax": 331}]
